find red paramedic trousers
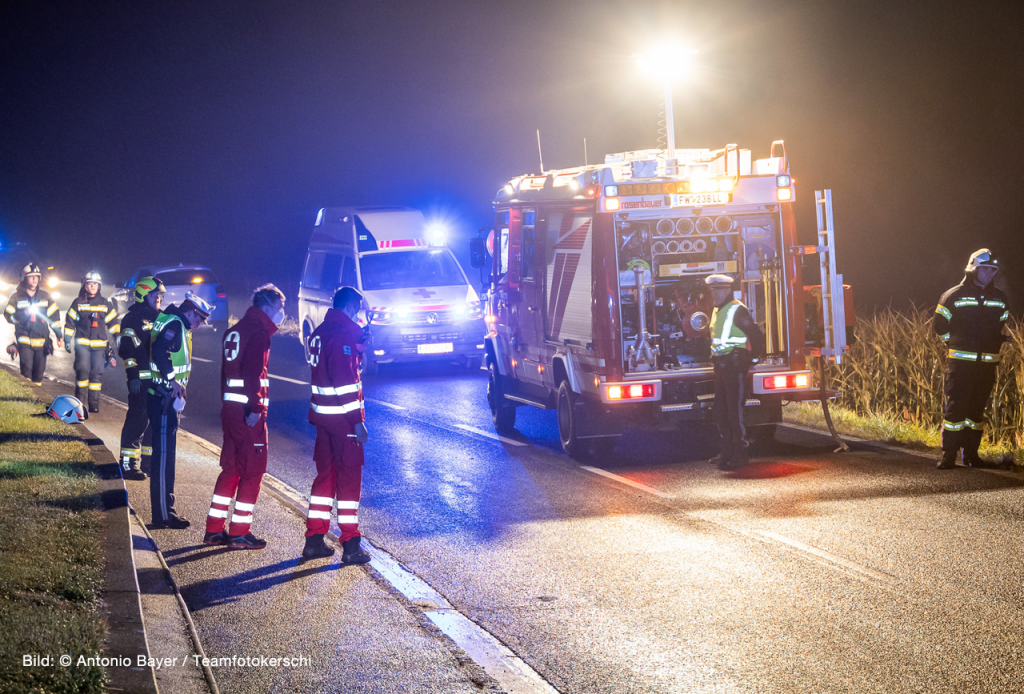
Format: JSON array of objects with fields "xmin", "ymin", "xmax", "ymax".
[
  {"xmin": 305, "ymin": 425, "xmax": 364, "ymax": 541},
  {"xmin": 206, "ymin": 411, "xmax": 268, "ymax": 536}
]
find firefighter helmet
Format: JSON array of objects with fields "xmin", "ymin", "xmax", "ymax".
[
  {"xmin": 81, "ymin": 271, "xmax": 102, "ymax": 285},
  {"xmin": 181, "ymin": 292, "xmax": 213, "ymax": 321},
  {"xmin": 134, "ymin": 276, "xmax": 165, "ymax": 303},
  {"xmin": 704, "ymin": 274, "xmax": 735, "ymax": 288},
  {"xmin": 21, "ymin": 264, "xmax": 41, "ymax": 279},
  {"xmin": 965, "ymin": 249, "xmax": 999, "ymax": 273},
  {"xmin": 46, "ymin": 395, "xmax": 86, "ymax": 424}
]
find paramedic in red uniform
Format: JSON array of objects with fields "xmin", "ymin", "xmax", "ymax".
[
  {"xmin": 203, "ymin": 285, "xmax": 286, "ymax": 549},
  {"xmin": 301, "ymin": 286, "xmax": 371, "ymax": 564}
]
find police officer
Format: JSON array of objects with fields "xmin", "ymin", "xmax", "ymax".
[
  {"xmin": 301, "ymin": 287, "xmax": 371, "ymax": 564},
  {"xmin": 148, "ymin": 292, "xmax": 212, "ymax": 529},
  {"xmin": 706, "ymin": 274, "xmax": 766, "ymax": 471},
  {"xmin": 933, "ymin": 249, "xmax": 1010, "ymax": 469},
  {"xmin": 4, "ymin": 264, "xmax": 63, "ymax": 384},
  {"xmin": 64, "ymin": 271, "xmax": 119, "ymax": 414},
  {"xmin": 203, "ymin": 284, "xmax": 286, "ymax": 549},
  {"xmin": 117, "ymin": 277, "xmax": 165, "ymax": 481}
]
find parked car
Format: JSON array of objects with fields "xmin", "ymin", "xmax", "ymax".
[{"xmin": 112, "ymin": 264, "xmax": 229, "ymax": 329}]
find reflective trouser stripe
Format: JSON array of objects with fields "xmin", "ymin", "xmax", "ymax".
[
  {"xmin": 337, "ymin": 514, "xmax": 359, "ymax": 524},
  {"xmin": 981, "ymin": 353, "xmax": 1000, "ymax": 363},
  {"xmin": 227, "ymin": 379, "xmax": 244, "ymax": 387},
  {"xmin": 77, "ymin": 380, "xmax": 89, "ymax": 387},
  {"xmin": 337, "ymin": 500, "xmax": 358, "ymax": 509},
  {"xmin": 121, "ymin": 447, "xmax": 140, "ymax": 458},
  {"xmin": 17, "ymin": 336, "xmax": 30, "ymax": 344},
  {"xmin": 212, "ymin": 494, "xmax": 233, "ymax": 505},
  {"xmin": 307, "ymin": 509, "xmax": 331, "ymax": 520},
  {"xmin": 943, "ymin": 419, "xmax": 984, "ymax": 431},
  {"xmin": 230, "ymin": 514, "xmax": 251, "ymax": 524},
  {"xmin": 207, "ymin": 508, "xmax": 229, "ymax": 519},
  {"xmin": 141, "ymin": 446, "xmax": 152, "ymax": 456},
  {"xmin": 949, "ymin": 350, "xmax": 978, "ymax": 360},
  {"xmin": 89, "ymin": 383, "xmax": 101, "ymax": 390},
  {"xmin": 233, "ymin": 501, "xmax": 255, "ymax": 512},
  {"xmin": 223, "ymin": 393, "xmax": 248, "ymax": 403},
  {"xmin": 312, "ymin": 384, "xmax": 361, "ymax": 396}
]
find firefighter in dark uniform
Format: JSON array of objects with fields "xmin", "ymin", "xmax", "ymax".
[
  {"xmin": 117, "ymin": 276, "xmax": 165, "ymax": 481},
  {"xmin": 4, "ymin": 264, "xmax": 63, "ymax": 384},
  {"xmin": 706, "ymin": 274, "xmax": 766, "ymax": 471},
  {"xmin": 63, "ymin": 271, "xmax": 120, "ymax": 414},
  {"xmin": 933, "ymin": 249, "xmax": 1011, "ymax": 469},
  {"xmin": 148, "ymin": 292, "xmax": 212, "ymax": 529}
]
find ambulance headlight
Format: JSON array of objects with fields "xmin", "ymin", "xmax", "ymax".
[{"xmin": 396, "ymin": 307, "xmax": 410, "ymax": 320}]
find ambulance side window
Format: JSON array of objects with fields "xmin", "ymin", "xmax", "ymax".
[
  {"xmin": 322, "ymin": 254, "xmax": 343, "ymax": 291},
  {"xmin": 340, "ymin": 256, "xmax": 357, "ymax": 288},
  {"xmin": 303, "ymin": 252, "xmax": 325, "ymax": 290}
]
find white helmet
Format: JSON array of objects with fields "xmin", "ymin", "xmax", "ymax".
[
  {"xmin": 965, "ymin": 248, "xmax": 999, "ymax": 273},
  {"xmin": 46, "ymin": 395, "xmax": 86, "ymax": 424}
]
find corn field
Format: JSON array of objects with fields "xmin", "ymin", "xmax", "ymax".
[{"xmin": 825, "ymin": 306, "xmax": 1024, "ymax": 448}]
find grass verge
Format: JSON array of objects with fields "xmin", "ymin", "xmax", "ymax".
[
  {"xmin": 0, "ymin": 370, "xmax": 106, "ymax": 694},
  {"xmin": 783, "ymin": 401, "xmax": 1023, "ymax": 466}
]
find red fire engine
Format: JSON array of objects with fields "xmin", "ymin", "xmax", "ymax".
[{"xmin": 470, "ymin": 141, "xmax": 852, "ymax": 458}]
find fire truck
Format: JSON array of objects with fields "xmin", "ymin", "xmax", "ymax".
[{"xmin": 470, "ymin": 141, "xmax": 852, "ymax": 458}]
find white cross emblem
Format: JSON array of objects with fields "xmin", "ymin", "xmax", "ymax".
[{"xmin": 224, "ymin": 331, "xmax": 240, "ymax": 361}]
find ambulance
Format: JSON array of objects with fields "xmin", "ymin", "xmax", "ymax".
[
  {"xmin": 471, "ymin": 142, "xmax": 853, "ymax": 457},
  {"xmin": 299, "ymin": 207, "xmax": 485, "ymax": 374}
]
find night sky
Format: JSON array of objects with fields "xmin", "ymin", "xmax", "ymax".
[{"xmin": 1, "ymin": 0, "xmax": 1022, "ymax": 310}]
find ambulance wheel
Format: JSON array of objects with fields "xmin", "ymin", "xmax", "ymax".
[
  {"xmin": 557, "ymin": 380, "xmax": 588, "ymax": 459},
  {"xmin": 488, "ymin": 361, "xmax": 516, "ymax": 432},
  {"xmin": 361, "ymin": 357, "xmax": 379, "ymax": 377}
]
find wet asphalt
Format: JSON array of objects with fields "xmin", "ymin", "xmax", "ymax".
[{"xmin": 14, "ymin": 305, "xmax": 1024, "ymax": 693}]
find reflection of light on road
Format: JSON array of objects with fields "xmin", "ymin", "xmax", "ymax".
[
  {"xmin": 438, "ymin": 472, "xmax": 479, "ymax": 517},
  {"xmin": 391, "ymin": 426, "xmax": 420, "ymax": 483}
]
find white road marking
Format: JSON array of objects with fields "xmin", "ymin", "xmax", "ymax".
[
  {"xmin": 361, "ymin": 539, "xmax": 558, "ymax": 693},
  {"xmin": 453, "ymin": 423, "xmax": 527, "ymax": 447},
  {"xmin": 267, "ymin": 373, "xmax": 309, "ymax": 385},
  {"xmin": 751, "ymin": 530, "xmax": 894, "ymax": 584},
  {"xmin": 191, "ymin": 356, "xmax": 214, "ymax": 363},
  {"xmin": 578, "ymin": 466, "xmax": 674, "ymax": 498},
  {"xmin": 366, "ymin": 398, "xmax": 407, "ymax": 412}
]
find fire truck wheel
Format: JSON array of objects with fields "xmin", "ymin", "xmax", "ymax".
[
  {"xmin": 488, "ymin": 362, "xmax": 516, "ymax": 432},
  {"xmin": 747, "ymin": 424, "xmax": 777, "ymax": 448},
  {"xmin": 557, "ymin": 381, "xmax": 588, "ymax": 459}
]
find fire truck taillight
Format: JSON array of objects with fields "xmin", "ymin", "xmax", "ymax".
[
  {"xmin": 585, "ymin": 185, "xmax": 600, "ymax": 198},
  {"xmin": 485, "ymin": 314, "xmax": 497, "ymax": 324},
  {"xmin": 606, "ymin": 383, "xmax": 654, "ymax": 400},
  {"xmin": 762, "ymin": 373, "xmax": 810, "ymax": 390},
  {"xmin": 604, "ymin": 198, "xmax": 620, "ymax": 211},
  {"xmin": 777, "ymin": 187, "xmax": 792, "ymax": 201}
]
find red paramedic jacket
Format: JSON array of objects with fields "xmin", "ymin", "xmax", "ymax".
[
  {"xmin": 221, "ymin": 306, "xmax": 278, "ymax": 417},
  {"xmin": 308, "ymin": 308, "xmax": 365, "ymax": 434}
]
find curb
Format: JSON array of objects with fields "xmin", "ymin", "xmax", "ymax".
[{"xmin": 15, "ymin": 372, "xmax": 159, "ymax": 694}]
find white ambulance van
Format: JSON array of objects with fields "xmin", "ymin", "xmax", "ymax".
[{"xmin": 298, "ymin": 207, "xmax": 486, "ymax": 374}]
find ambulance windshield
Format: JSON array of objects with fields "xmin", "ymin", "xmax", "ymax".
[{"xmin": 359, "ymin": 249, "xmax": 464, "ymax": 290}]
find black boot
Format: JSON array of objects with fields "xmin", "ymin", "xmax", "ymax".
[
  {"xmin": 121, "ymin": 458, "xmax": 146, "ymax": 481},
  {"xmin": 341, "ymin": 536, "xmax": 371, "ymax": 565},
  {"xmin": 710, "ymin": 448, "xmax": 733, "ymax": 469},
  {"xmin": 302, "ymin": 534, "xmax": 335, "ymax": 560},
  {"xmin": 936, "ymin": 450, "xmax": 957, "ymax": 469}
]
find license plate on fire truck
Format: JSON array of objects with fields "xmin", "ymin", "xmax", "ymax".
[
  {"xmin": 670, "ymin": 192, "xmax": 730, "ymax": 207},
  {"xmin": 417, "ymin": 342, "xmax": 453, "ymax": 355}
]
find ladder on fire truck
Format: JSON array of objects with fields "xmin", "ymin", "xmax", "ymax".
[{"xmin": 814, "ymin": 189, "xmax": 850, "ymax": 451}]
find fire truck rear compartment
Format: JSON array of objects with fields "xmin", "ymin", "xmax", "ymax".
[{"xmin": 615, "ymin": 212, "xmax": 786, "ymax": 373}]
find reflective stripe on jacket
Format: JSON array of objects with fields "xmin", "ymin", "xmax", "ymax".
[
  {"xmin": 5, "ymin": 288, "xmax": 61, "ymax": 341},
  {"xmin": 933, "ymin": 277, "xmax": 1009, "ymax": 362},
  {"xmin": 308, "ymin": 309, "xmax": 366, "ymax": 431},
  {"xmin": 65, "ymin": 295, "xmax": 119, "ymax": 348}
]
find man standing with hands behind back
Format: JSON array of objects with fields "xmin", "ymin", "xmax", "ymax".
[
  {"xmin": 301, "ymin": 286, "xmax": 371, "ymax": 564},
  {"xmin": 204, "ymin": 284, "xmax": 286, "ymax": 549}
]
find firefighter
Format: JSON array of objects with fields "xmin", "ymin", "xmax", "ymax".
[
  {"xmin": 301, "ymin": 286, "xmax": 371, "ymax": 564},
  {"xmin": 933, "ymin": 249, "xmax": 1011, "ymax": 470},
  {"xmin": 117, "ymin": 276, "xmax": 165, "ymax": 481},
  {"xmin": 203, "ymin": 284, "xmax": 286, "ymax": 549},
  {"xmin": 706, "ymin": 274, "xmax": 766, "ymax": 471},
  {"xmin": 148, "ymin": 292, "xmax": 213, "ymax": 529},
  {"xmin": 4, "ymin": 264, "xmax": 63, "ymax": 384},
  {"xmin": 64, "ymin": 271, "xmax": 120, "ymax": 414}
]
